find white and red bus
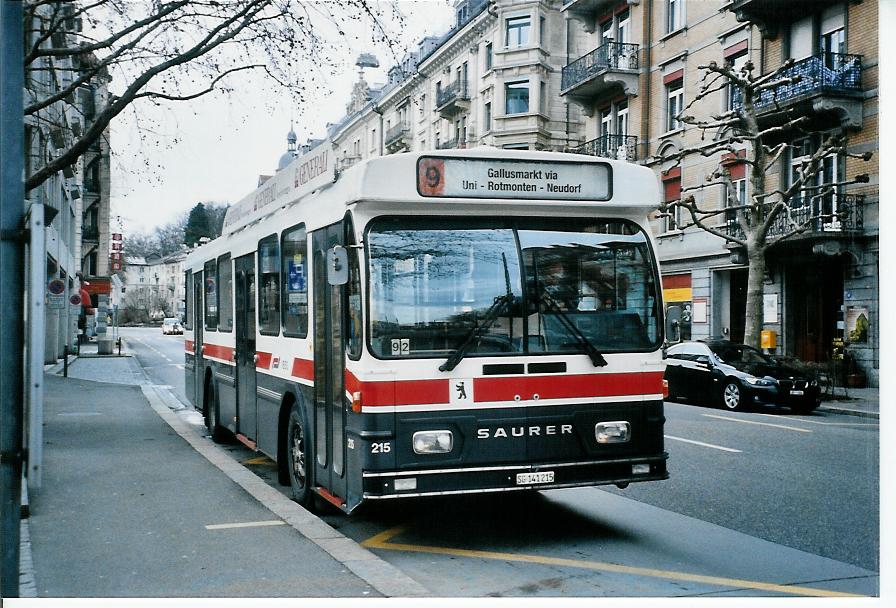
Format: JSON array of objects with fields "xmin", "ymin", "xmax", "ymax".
[{"xmin": 184, "ymin": 146, "xmax": 669, "ymax": 513}]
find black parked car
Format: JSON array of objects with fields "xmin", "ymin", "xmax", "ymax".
[{"xmin": 664, "ymin": 340, "xmax": 821, "ymax": 413}]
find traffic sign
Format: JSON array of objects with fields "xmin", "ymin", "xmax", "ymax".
[
  {"xmin": 47, "ymin": 278, "xmax": 65, "ymax": 296},
  {"xmin": 69, "ymin": 294, "xmax": 82, "ymax": 306}
]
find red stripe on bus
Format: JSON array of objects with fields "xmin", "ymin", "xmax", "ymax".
[
  {"xmin": 255, "ymin": 351, "xmax": 272, "ymax": 370},
  {"xmin": 473, "ymin": 372, "xmax": 665, "ymax": 402},
  {"xmin": 203, "ymin": 343, "xmax": 235, "ymax": 362},
  {"xmin": 292, "ymin": 358, "xmax": 314, "ymax": 381},
  {"xmin": 349, "ymin": 376, "xmax": 450, "ymax": 407}
]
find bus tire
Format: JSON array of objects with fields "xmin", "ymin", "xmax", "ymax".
[
  {"xmin": 286, "ymin": 402, "xmax": 314, "ymax": 509},
  {"xmin": 204, "ymin": 379, "xmax": 229, "ymax": 443}
]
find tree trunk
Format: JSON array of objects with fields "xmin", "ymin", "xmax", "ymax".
[{"xmin": 742, "ymin": 244, "xmax": 766, "ymax": 348}]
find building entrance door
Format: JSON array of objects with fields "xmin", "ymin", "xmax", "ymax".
[{"xmin": 790, "ymin": 261, "xmax": 843, "ymax": 362}]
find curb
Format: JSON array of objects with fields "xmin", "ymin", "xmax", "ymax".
[
  {"xmin": 140, "ymin": 383, "xmax": 428, "ymax": 598},
  {"xmin": 816, "ymin": 405, "xmax": 879, "ymax": 419}
]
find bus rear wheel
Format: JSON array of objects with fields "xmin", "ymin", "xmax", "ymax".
[
  {"xmin": 287, "ymin": 403, "xmax": 314, "ymax": 509},
  {"xmin": 204, "ymin": 380, "xmax": 229, "ymax": 443}
]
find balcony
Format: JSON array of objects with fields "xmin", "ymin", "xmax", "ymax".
[
  {"xmin": 436, "ymin": 137, "xmax": 460, "ymax": 150},
  {"xmin": 561, "ymin": 42, "xmax": 639, "ymax": 115},
  {"xmin": 436, "ymin": 79, "xmax": 470, "ymax": 118},
  {"xmin": 562, "ymin": 0, "xmax": 622, "ymax": 34},
  {"xmin": 568, "ymin": 134, "xmax": 638, "ymax": 161},
  {"xmin": 728, "ymin": 0, "xmax": 851, "ymax": 39},
  {"xmin": 385, "ymin": 122, "xmax": 410, "ymax": 153},
  {"xmin": 82, "ymin": 225, "xmax": 100, "ymax": 241},
  {"xmin": 732, "ymin": 53, "xmax": 863, "ymax": 129},
  {"xmin": 724, "ymin": 194, "xmax": 864, "ymax": 241}
]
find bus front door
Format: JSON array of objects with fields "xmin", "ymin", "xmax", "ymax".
[
  {"xmin": 192, "ymin": 271, "xmax": 204, "ymax": 409},
  {"xmin": 312, "ymin": 224, "xmax": 348, "ymax": 505},
  {"xmin": 234, "ymin": 253, "xmax": 257, "ymax": 441}
]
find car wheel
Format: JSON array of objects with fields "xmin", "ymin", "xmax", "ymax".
[
  {"xmin": 287, "ymin": 403, "xmax": 316, "ymax": 510},
  {"xmin": 721, "ymin": 380, "xmax": 743, "ymax": 411}
]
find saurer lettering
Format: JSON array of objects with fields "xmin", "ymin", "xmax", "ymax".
[{"xmin": 477, "ymin": 424, "xmax": 573, "ymax": 439}]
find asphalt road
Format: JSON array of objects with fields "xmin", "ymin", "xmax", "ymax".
[{"xmin": 122, "ymin": 327, "xmax": 880, "ymax": 597}]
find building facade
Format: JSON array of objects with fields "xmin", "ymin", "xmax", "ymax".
[
  {"xmin": 297, "ymin": 0, "xmax": 878, "ymax": 385},
  {"xmin": 122, "ymin": 250, "xmax": 189, "ymax": 322},
  {"xmin": 24, "ymin": 2, "xmax": 113, "ymax": 362}
]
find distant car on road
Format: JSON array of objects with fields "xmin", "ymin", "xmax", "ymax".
[
  {"xmin": 161, "ymin": 317, "xmax": 183, "ymax": 335},
  {"xmin": 664, "ymin": 340, "xmax": 820, "ymax": 413}
]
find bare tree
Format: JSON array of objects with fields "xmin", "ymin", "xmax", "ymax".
[
  {"xmin": 24, "ymin": 0, "xmax": 405, "ymax": 191},
  {"xmin": 659, "ymin": 57, "xmax": 870, "ymax": 348}
]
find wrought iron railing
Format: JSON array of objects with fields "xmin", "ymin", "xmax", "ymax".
[
  {"xmin": 419, "ymin": 0, "xmax": 490, "ymax": 62},
  {"xmin": 724, "ymin": 193, "xmax": 864, "ymax": 239},
  {"xmin": 436, "ymin": 137, "xmax": 459, "ymax": 150},
  {"xmin": 561, "ymin": 42, "xmax": 639, "ymax": 91},
  {"xmin": 436, "ymin": 79, "xmax": 469, "ymax": 109},
  {"xmin": 385, "ymin": 122, "xmax": 410, "ymax": 147},
  {"xmin": 732, "ymin": 53, "xmax": 862, "ymax": 110},
  {"xmin": 568, "ymin": 134, "xmax": 638, "ymax": 161},
  {"xmin": 82, "ymin": 225, "xmax": 100, "ymax": 241}
]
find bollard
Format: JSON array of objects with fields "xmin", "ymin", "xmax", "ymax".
[
  {"xmin": 117, "ymin": 337, "xmax": 121, "ymax": 356},
  {"xmin": 63, "ymin": 345, "xmax": 68, "ymax": 378}
]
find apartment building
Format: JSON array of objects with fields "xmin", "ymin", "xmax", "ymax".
[
  {"xmin": 301, "ymin": 0, "xmax": 878, "ymax": 385},
  {"xmin": 24, "ymin": 3, "xmax": 113, "ymax": 362}
]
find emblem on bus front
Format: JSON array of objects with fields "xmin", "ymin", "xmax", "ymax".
[{"xmin": 450, "ymin": 379, "xmax": 474, "ymax": 406}]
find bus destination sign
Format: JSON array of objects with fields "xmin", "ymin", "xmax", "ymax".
[{"xmin": 417, "ymin": 156, "xmax": 611, "ymax": 201}]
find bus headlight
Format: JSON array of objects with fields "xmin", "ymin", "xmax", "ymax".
[
  {"xmin": 412, "ymin": 430, "xmax": 453, "ymax": 454},
  {"xmin": 595, "ymin": 421, "xmax": 630, "ymax": 443}
]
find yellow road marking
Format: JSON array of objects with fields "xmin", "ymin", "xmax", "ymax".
[
  {"xmin": 205, "ymin": 520, "xmax": 286, "ymax": 530},
  {"xmin": 362, "ymin": 524, "xmax": 862, "ymax": 598},
  {"xmin": 242, "ymin": 456, "xmax": 275, "ymax": 466},
  {"xmin": 702, "ymin": 413, "xmax": 813, "ymax": 433}
]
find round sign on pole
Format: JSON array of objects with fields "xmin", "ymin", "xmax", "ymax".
[
  {"xmin": 69, "ymin": 294, "xmax": 82, "ymax": 306},
  {"xmin": 48, "ymin": 278, "xmax": 65, "ymax": 296}
]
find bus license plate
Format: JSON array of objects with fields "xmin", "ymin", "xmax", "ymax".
[
  {"xmin": 516, "ymin": 471, "xmax": 554, "ymax": 485},
  {"xmin": 790, "ymin": 390, "xmax": 804, "ymax": 396}
]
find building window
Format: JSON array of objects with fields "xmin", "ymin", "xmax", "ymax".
[
  {"xmin": 505, "ymin": 81, "xmax": 529, "ymax": 114},
  {"xmin": 258, "ymin": 235, "xmax": 280, "ymax": 335},
  {"xmin": 281, "ymin": 223, "xmax": 308, "ymax": 338},
  {"xmin": 666, "ymin": 77, "xmax": 684, "ymax": 132},
  {"xmin": 485, "ymin": 42, "xmax": 493, "ymax": 70},
  {"xmin": 666, "ymin": 0, "xmax": 682, "ymax": 33},
  {"xmin": 505, "ymin": 15, "xmax": 530, "ymax": 48},
  {"xmin": 662, "ymin": 168, "xmax": 682, "ymax": 233},
  {"xmin": 723, "ymin": 40, "xmax": 749, "ymax": 111},
  {"xmin": 217, "ymin": 254, "xmax": 233, "ymax": 332},
  {"xmin": 484, "ymin": 101, "xmax": 492, "ymax": 133}
]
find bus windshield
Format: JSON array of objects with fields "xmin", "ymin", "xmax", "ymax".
[{"xmin": 367, "ymin": 217, "xmax": 661, "ymax": 359}]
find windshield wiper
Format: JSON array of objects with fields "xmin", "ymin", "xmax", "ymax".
[
  {"xmin": 538, "ymin": 290, "xmax": 608, "ymax": 367},
  {"xmin": 440, "ymin": 253, "xmax": 514, "ymax": 373}
]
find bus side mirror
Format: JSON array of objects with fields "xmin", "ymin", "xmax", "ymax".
[
  {"xmin": 665, "ymin": 305, "xmax": 681, "ymax": 344},
  {"xmin": 327, "ymin": 246, "xmax": 349, "ymax": 286}
]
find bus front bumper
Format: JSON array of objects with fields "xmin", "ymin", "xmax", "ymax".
[{"xmin": 361, "ymin": 453, "xmax": 669, "ymax": 500}]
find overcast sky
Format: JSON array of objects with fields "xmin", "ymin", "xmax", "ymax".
[{"xmin": 109, "ymin": 1, "xmax": 456, "ymax": 236}]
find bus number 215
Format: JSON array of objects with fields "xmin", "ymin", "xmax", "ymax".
[{"xmin": 371, "ymin": 442, "xmax": 391, "ymax": 454}]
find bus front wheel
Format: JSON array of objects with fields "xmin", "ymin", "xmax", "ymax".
[{"xmin": 287, "ymin": 403, "xmax": 314, "ymax": 509}]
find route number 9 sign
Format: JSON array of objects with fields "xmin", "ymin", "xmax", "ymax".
[{"xmin": 417, "ymin": 158, "xmax": 445, "ymax": 196}]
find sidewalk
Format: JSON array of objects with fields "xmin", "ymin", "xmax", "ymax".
[
  {"xmin": 817, "ymin": 386, "xmax": 880, "ymax": 419},
  {"xmin": 23, "ymin": 353, "xmax": 425, "ymax": 598}
]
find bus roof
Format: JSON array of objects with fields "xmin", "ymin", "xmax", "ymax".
[{"xmin": 191, "ymin": 146, "xmax": 661, "ymax": 268}]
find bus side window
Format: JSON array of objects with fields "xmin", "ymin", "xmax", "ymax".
[
  {"xmin": 204, "ymin": 259, "xmax": 218, "ymax": 330},
  {"xmin": 281, "ymin": 224, "xmax": 308, "ymax": 337},
  {"xmin": 217, "ymin": 254, "xmax": 233, "ymax": 332},
  {"xmin": 258, "ymin": 235, "xmax": 281, "ymax": 335}
]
